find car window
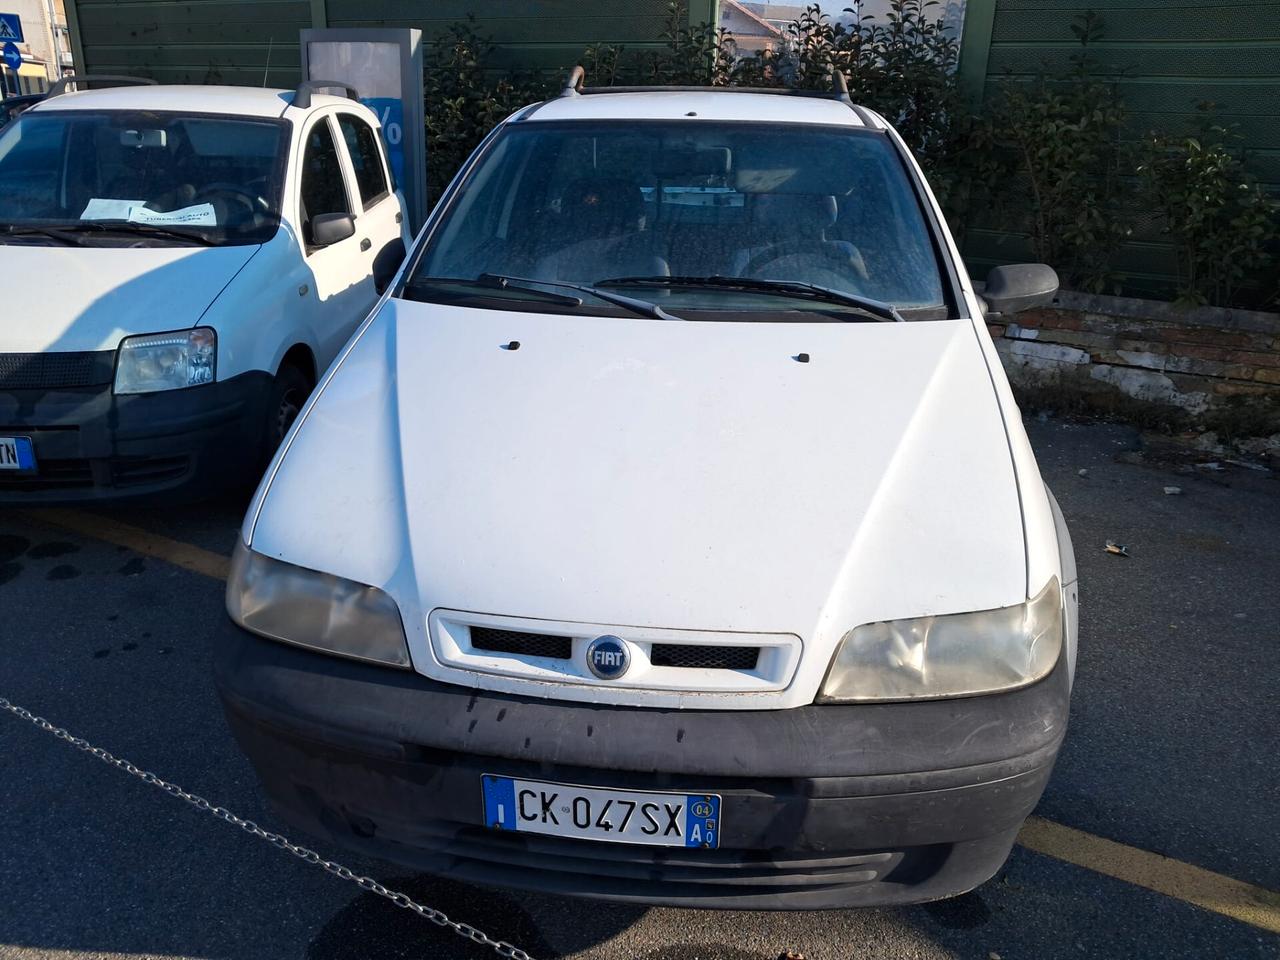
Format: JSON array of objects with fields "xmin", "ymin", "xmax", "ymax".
[
  {"xmin": 409, "ymin": 120, "xmax": 949, "ymax": 318},
  {"xmin": 337, "ymin": 113, "xmax": 389, "ymax": 208},
  {"xmin": 300, "ymin": 117, "xmax": 352, "ymax": 247},
  {"xmin": 0, "ymin": 109, "xmax": 287, "ymax": 245}
]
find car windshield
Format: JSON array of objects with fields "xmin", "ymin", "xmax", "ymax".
[
  {"xmin": 408, "ymin": 120, "xmax": 950, "ymax": 320},
  {"xmin": 0, "ymin": 109, "xmax": 288, "ymax": 246}
]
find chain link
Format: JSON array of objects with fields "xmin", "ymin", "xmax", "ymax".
[{"xmin": 0, "ymin": 695, "xmax": 537, "ymax": 960}]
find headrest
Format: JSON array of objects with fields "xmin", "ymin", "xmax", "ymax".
[
  {"xmin": 560, "ymin": 178, "xmax": 645, "ymax": 235},
  {"xmin": 751, "ymin": 193, "xmax": 838, "ymax": 231}
]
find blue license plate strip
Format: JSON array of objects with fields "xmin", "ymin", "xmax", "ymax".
[
  {"xmin": 0, "ymin": 436, "xmax": 36, "ymax": 472},
  {"xmin": 482, "ymin": 774, "xmax": 721, "ymax": 849}
]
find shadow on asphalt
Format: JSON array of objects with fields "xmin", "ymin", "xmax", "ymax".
[{"xmin": 306, "ymin": 875, "xmax": 570, "ymax": 959}]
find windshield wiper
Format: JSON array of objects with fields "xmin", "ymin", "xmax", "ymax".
[
  {"xmin": 601, "ymin": 275, "xmax": 905, "ymax": 322},
  {"xmin": 406, "ymin": 275, "xmax": 585, "ymax": 307},
  {"xmin": 1, "ymin": 220, "xmax": 220, "ymax": 246},
  {"xmin": 478, "ymin": 273, "xmax": 685, "ymax": 322},
  {"xmin": 63, "ymin": 221, "xmax": 221, "ymax": 246},
  {"xmin": 0, "ymin": 223, "xmax": 88, "ymax": 246}
]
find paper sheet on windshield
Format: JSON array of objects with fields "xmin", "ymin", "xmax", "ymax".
[
  {"xmin": 80, "ymin": 199, "xmax": 217, "ymax": 226},
  {"xmin": 81, "ymin": 198, "xmax": 143, "ymax": 220}
]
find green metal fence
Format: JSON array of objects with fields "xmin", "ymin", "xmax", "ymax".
[
  {"xmin": 957, "ymin": 0, "xmax": 1280, "ymax": 294},
  {"xmin": 65, "ymin": 0, "xmax": 717, "ymax": 89}
]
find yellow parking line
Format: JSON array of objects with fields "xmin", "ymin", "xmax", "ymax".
[
  {"xmin": 14, "ymin": 509, "xmax": 1280, "ymax": 935},
  {"xmin": 20, "ymin": 509, "xmax": 231, "ymax": 581},
  {"xmin": 1019, "ymin": 816, "xmax": 1280, "ymax": 934}
]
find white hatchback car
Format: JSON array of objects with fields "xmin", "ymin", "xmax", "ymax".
[
  {"xmin": 0, "ymin": 76, "xmax": 408, "ymax": 500},
  {"xmin": 216, "ymin": 73, "xmax": 1079, "ymax": 909}
]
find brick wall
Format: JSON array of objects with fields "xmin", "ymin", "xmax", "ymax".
[{"xmin": 986, "ymin": 291, "xmax": 1280, "ymax": 448}]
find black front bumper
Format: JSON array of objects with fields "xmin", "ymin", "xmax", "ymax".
[
  {"xmin": 214, "ymin": 621, "xmax": 1070, "ymax": 910},
  {"xmin": 0, "ymin": 370, "xmax": 273, "ymax": 502}
]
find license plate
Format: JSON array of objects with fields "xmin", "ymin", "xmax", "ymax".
[
  {"xmin": 0, "ymin": 436, "xmax": 35, "ymax": 472},
  {"xmin": 481, "ymin": 775, "xmax": 721, "ymax": 849}
]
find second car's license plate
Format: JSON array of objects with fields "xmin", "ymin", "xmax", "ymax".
[
  {"xmin": 481, "ymin": 775, "xmax": 721, "ymax": 848},
  {"xmin": 0, "ymin": 436, "xmax": 35, "ymax": 472}
]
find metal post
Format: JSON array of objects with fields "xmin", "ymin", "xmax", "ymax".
[
  {"xmin": 43, "ymin": 0, "xmax": 61, "ymax": 82},
  {"xmin": 957, "ymin": 0, "xmax": 998, "ymax": 108},
  {"xmin": 63, "ymin": 0, "xmax": 86, "ymax": 78}
]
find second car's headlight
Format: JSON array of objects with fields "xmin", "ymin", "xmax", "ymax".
[
  {"xmin": 817, "ymin": 578, "xmax": 1062, "ymax": 702},
  {"xmin": 226, "ymin": 541, "xmax": 411, "ymax": 668},
  {"xmin": 114, "ymin": 327, "xmax": 216, "ymax": 394}
]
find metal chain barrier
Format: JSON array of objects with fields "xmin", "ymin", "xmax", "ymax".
[{"xmin": 0, "ymin": 695, "xmax": 536, "ymax": 960}]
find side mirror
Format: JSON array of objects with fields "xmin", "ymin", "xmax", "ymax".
[
  {"xmin": 309, "ymin": 212, "xmax": 356, "ymax": 248},
  {"xmin": 982, "ymin": 264, "xmax": 1059, "ymax": 316},
  {"xmin": 373, "ymin": 238, "xmax": 407, "ymax": 295}
]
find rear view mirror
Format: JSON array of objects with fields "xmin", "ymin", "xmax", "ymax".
[
  {"xmin": 120, "ymin": 128, "xmax": 166, "ymax": 148},
  {"xmin": 983, "ymin": 264, "xmax": 1059, "ymax": 316},
  {"xmin": 310, "ymin": 212, "xmax": 355, "ymax": 248},
  {"xmin": 655, "ymin": 147, "xmax": 732, "ymax": 179}
]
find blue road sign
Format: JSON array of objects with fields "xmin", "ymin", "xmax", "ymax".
[
  {"xmin": 0, "ymin": 13, "xmax": 22, "ymax": 43},
  {"xmin": 2, "ymin": 41, "xmax": 20, "ymax": 71}
]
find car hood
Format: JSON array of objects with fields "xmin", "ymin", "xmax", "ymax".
[
  {"xmin": 0, "ymin": 244, "xmax": 258, "ymax": 352},
  {"xmin": 251, "ymin": 301, "xmax": 1028, "ymax": 695}
]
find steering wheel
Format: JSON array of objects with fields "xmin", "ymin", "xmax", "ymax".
[
  {"xmin": 193, "ymin": 182, "xmax": 268, "ymax": 217},
  {"xmin": 743, "ymin": 240, "xmax": 869, "ymax": 283}
]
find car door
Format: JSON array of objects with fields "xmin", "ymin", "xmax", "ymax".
[
  {"xmin": 335, "ymin": 111, "xmax": 407, "ymax": 295},
  {"xmin": 297, "ymin": 112, "xmax": 372, "ymax": 369}
]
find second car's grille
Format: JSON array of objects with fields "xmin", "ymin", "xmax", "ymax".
[
  {"xmin": 0, "ymin": 457, "xmax": 93, "ymax": 490},
  {"xmin": 0, "ymin": 351, "xmax": 115, "ymax": 390},
  {"xmin": 651, "ymin": 644, "xmax": 760, "ymax": 670},
  {"xmin": 471, "ymin": 628, "xmax": 573, "ymax": 660},
  {"xmin": 111, "ymin": 455, "xmax": 191, "ymax": 487}
]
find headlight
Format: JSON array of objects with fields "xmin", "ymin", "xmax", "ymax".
[
  {"xmin": 226, "ymin": 541, "xmax": 411, "ymax": 668},
  {"xmin": 817, "ymin": 578, "xmax": 1062, "ymax": 702},
  {"xmin": 114, "ymin": 327, "xmax": 216, "ymax": 394}
]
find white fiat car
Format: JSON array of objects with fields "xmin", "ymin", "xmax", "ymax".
[
  {"xmin": 216, "ymin": 73, "xmax": 1079, "ymax": 909},
  {"xmin": 0, "ymin": 77, "xmax": 408, "ymax": 500}
]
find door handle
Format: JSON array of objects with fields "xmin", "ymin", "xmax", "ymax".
[{"xmin": 360, "ymin": 237, "xmax": 372, "ymax": 252}]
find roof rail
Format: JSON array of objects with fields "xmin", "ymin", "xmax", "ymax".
[
  {"xmin": 292, "ymin": 80, "xmax": 361, "ymax": 110},
  {"xmin": 553, "ymin": 64, "xmax": 878, "ymax": 125},
  {"xmin": 47, "ymin": 74, "xmax": 157, "ymax": 98}
]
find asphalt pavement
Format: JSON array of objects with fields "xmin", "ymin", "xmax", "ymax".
[{"xmin": 1, "ymin": 417, "xmax": 1277, "ymax": 960}]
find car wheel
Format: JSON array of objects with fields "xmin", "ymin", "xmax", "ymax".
[{"xmin": 267, "ymin": 363, "xmax": 312, "ymax": 453}]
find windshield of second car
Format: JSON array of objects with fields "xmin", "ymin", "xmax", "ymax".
[
  {"xmin": 409, "ymin": 120, "xmax": 949, "ymax": 319},
  {"xmin": 0, "ymin": 110, "xmax": 287, "ymax": 245}
]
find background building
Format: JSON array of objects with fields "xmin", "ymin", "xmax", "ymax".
[{"xmin": 0, "ymin": 0, "xmax": 74, "ymax": 95}]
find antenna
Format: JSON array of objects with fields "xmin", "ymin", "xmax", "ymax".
[{"xmin": 262, "ymin": 37, "xmax": 273, "ymax": 87}]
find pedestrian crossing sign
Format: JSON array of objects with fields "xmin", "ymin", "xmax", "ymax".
[{"xmin": 0, "ymin": 14, "xmax": 23, "ymax": 43}]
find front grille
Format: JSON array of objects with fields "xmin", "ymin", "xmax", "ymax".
[
  {"xmin": 0, "ymin": 352, "xmax": 115, "ymax": 390},
  {"xmin": 421, "ymin": 820, "xmax": 902, "ymax": 890},
  {"xmin": 470, "ymin": 627, "xmax": 573, "ymax": 660},
  {"xmin": 318, "ymin": 805, "xmax": 922, "ymax": 906},
  {"xmin": 651, "ymin": 644, "xmax": 760, "ymax": 670},
  {"xmin": 468, "ymin": 628, "xmax": 762, "ymax": 671},
  {"xmin": 0, "ymin": 457, "xmax": 93, "ymax": 490}
]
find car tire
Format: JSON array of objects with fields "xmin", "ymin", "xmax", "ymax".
[{"xmin": 266, "ymin": 362, "xmax": 312, "ymax": 455}]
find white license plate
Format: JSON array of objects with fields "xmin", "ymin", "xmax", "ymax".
[
  {"xmin": 0, "ymin": 436, "xmax": 35, "ymax": 472},
  {"xmin": 481, "ymin": 775, "xmax": 722, "ymax": 849}
]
